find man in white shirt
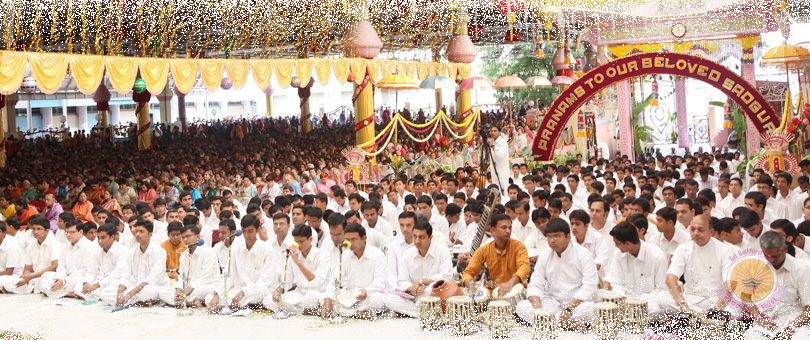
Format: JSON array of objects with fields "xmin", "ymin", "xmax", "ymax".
[
  {"xmin": 516, "ymin": 218, "xmax": 597, "ymax": 331},
  {"xmin": 511, "ymin": 201, "xmax": 535, "ymax": 243},
  {"xmin": 775, "ymin": 173, "xmax": 805, "ymax": 221},
  {"xmin": 488, "ymin": 125, "xmax": 510, "ymax": 195},
  {"xmin": 603, "ymin": 222, "xmax": 675, "ymax": 316},
  {"xmin": 346, "ymin": 211, "xmax": 387, "ymax": 252},
  {"xmin": 567, "ymin": 175, "xmax": 589, "ymax": 206},
  {"xmin": 718, "ymin": 217, "xmax": 750, "ymax": 250},
  {"xmin": 717, "ymin": 178, "xmax": 746, "ymax": 217},
  {"xmin": 416, "ymin": 196, "xmax": 450, "ymax": 240},
  {"xmin": 757, "ymin": 178, "xmax": 788, "ymax": 222},
  {"xmin": 226, "ymin": 214, "xmax": 277, "ymax": 310},
  {"xmin": 305, "ymin": 206, "xmax": 329, "ymax": 248},
  {"xmin": 268, "ymin": 213, "xmax": 294, "ymax": 275},
  {"xmin": 197, "ymin": 199, "xmax": 220, "ymax": 247},
  {"xmin": 265, "ymin": 224, "xmax": 331, "ymax": 319},
  {"xmin": 362, "ymin": 200, "xmax": 394, "ymax": 242},
  {"xmin": 76, "ymin": 224, "xmax": 127, "ymax": 301},
  {"xmin": 384, "ymin": 220, "xmax": 454, "ymax": 317},
  {"xmin": 160, "ymin": 225, "xmax": 220, "ymax": 313},
  {"xmin": 43, "ymin": 220, "xmax": 93, "ymax": 298},
  {"xmin": 739, "ymin": 209, "xmax": 771, "ymax": 251},
  {"xmin": 339, "ymin": 223, "xmax": 390, "ymax": 320},
  {"xmin": 746, "ymin": 191, "xmax": 776, "ymax": 229},
  {"xmin": 445, "ymin": 204, "xmax": 467, "ymax": 245},
  {"xmin": 743, "ymin": 231, "xmax": 810, "ymax": 340},
  {"xmin": 569, "ymin": 210, "xmax": 611, "ymax": 274},
  {"xmin": 2, "ymin": 216, "xmax": 60, "ymax": 294},
  {"xmin": 327, "ymin": 189, "xmax": 350, "ymax": 214},
  {"xmin": 0, "ymin": 221, "xmax": 25, "ymax": 289},
  {"xmin": 387, "ymin": 212, "xmax": 415, "ymax": 285},
  {"xmin": 666, "ymin": 215, "xmax": 733, "ymax": 314},
  {"xmin": 213, "ymin": 219, "xmax": 239, "ymax": 273},
  {"xmin": 113, "ymin": 220, "xmax": 169, "ymax": 307},
  {"xmin": 524, "ymin": 208, "xmax": 551, "ymax": 261},
  {"xmin": 588, "ymin": 198, "xmax": 615, "ymax": 243},
  {"xmin": 649, "ymin": 207, "xmax": 692, "ymax": 259}
]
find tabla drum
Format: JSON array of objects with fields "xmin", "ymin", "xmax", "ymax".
[
  {"xmin": 592, "ymin": 302, "xmax": 620, "ymax": 340},
  {"xmin": 487, "ymin": 300, "xmax": 514, "ymax": 338},
  {"xmin": 624, "ymin": 299, "xmax": 650, "ymax": 334},
  {"xmin": 530, "ymin": 308, "xmax": 559, "ymax": 340},
  {"xmin": 418, "ymin": 296, "xmax": 443, "ymax": 331},
  {"xmin": 600, "ymin": 293, "xmax": 626, "ymax": 311},
  {"xmin": 446, "ymin": 296, "xmax": 475, "ymax": 336},
  {"xmin": 492, "ymin": 284, "xmax": 526, "ymax": 309}
]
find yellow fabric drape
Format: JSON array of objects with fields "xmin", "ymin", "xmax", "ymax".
[
  {"xmin": 139, "ymin": 58, "xmax": 170, "ymax": 94},
  {"xmin": 366, "ymin": 59, "xmax": 381, "ymax": 83},
  {"xmin": 404, "ymin": 62, "xmax": 416, "ymax": 80},
  {"xmin": 295, "ymin": 60, "xmax": 313, "ymax": 87},
  {"xmin": 274, "ymin": 60, "xmax": 294, "ymax": 88},
  {"xmin": 199, "ymin": 60, "xmax": 225, "ymax": 92},
  {"xmin": 447, "ymin": 63, "xmax": 458, "ymax": 81},
  {"xmin": 225, "ymin": 60, "xmax": 250, "ymax": 89},
  {"xmin": 394, "ymin": 61, "xmax": 406, "ymax": 77},
  {"xmin": 416, "ymin": 62, "xmax": 429, "ymax": 81},
  {"xmin": 349, "ymin": 59, "xmax": 367, "ymax": 85},
  {"xmin": 69, "ymin": 55, "xmax": 105, "ymax": 95},
  {"xmin": 332, "ymin": 59, "xmax": 350, "ymax": 85},
  {"xmin": 381, "ymin": 60, "xmax": 395, "ymax": 78},
  {"xmin": 457, "ymin": 63, "xmax": 472, "ymax": 79},
  {"xmin": 170, "ymin": 59, "xmax": 198, "ymax": 94},
  {"xmin": 313, "ymin": 59, "xmax": 332, "ymax": 86},
  {"xmin": 105, "ymin": 57, "xmax": 139, "ymax": 94},
  {"xmin": 0, "ymin": 51, "xmax": 29, "ymax": 95},
  {"xmin": 29, "ymin": 53, "xmax": 69, "ymax": 94},
  {"xmin": 251, "ymin": 60, "xmax": 274, "ymax": 90}
]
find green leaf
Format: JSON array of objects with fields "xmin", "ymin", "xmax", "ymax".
[{"xmin": 709, "ymin": 101, "xmax": 726, "ymax": 107}]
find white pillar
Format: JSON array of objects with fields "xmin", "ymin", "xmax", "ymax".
[
  {"xmin": 195, "ymin": 102, "xmax": 205, "ymax": 120},
  {"xmin": 219, "ymin": 101, "xmax": 229, "ymax": 118},
  {"xmin": 41, "ymin": 107, "xmax": 53, "ymax": 129},
  {"xmin": 158, "ymin": 88, "xmax": 172, "ymax": 124},
  {"xmin": 26, "ymin": 100, "xmax": 32, "ymax": 133},
  {"xmin": 77, "ymin": 106, "xmax": 88, "ymax": 132},
  {"xmin": 110, "ymin": 105, "xmax": 120, "ymax": 126},
  {"xmin": 242, "ymin": 100, "xmax": 251, "ymax": 117}
]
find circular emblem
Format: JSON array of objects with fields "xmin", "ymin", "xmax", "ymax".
[
  {"xmin": 671, "ymin": 23, "xmax": 687, "ymax": 39},
  {"xmin": 723, "ymin": 250, "xmax": 784, "ymax": 310}
]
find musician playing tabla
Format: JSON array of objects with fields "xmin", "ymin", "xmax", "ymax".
[
  {"xmin": 516, "ymin": 218, "xmax": 597, "ymax": 332},
  {"xmin": 384, "ymin": 221, "xmax": 454, "ymax": 317},
  {"xmin": 461, "ymin": 214, "xmax": 530, "ymax": 300}
]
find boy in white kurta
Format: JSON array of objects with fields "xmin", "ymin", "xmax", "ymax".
[
  {"xmin": 160, "ymin": 225, "xmax": 220, "ymax": 311},
  {"xmin": 516, "ymin": 218, "xmax": 598, "ymax": 331},
  {"xmin": 77, "ymin": 224, "xmax": 127, "ymax": 301},
  {"xmin": 265, "ymin": 224, "xmax": 331, "ymax": 318},
  {"xmin": 602, "ymin": 222, "xmax": 676, "ymax": 316},
  {"xmin": 384, "ymin": 220, "xmax": 454, "ymax": 317},
  {"xmin": 43, "ymin": 221, "xmax": 94, "ymax": 298},
  {"xmin": 0, "ymin": 221, "xmax": 25, "ymax": 289},
  {"xmin": 339, "ymin": 223, "xmax": 390, "ymax": 319},
  {"xmin": 2, "ymin": 216, "xmax": 60, "ymax": 294},
  {"xmin": 110, "ymin": 220, "xmax": 170, "ymax": 306},
  {"xmin": 226, "ymin": 214, "xmax": 277, "ymax": 310}
]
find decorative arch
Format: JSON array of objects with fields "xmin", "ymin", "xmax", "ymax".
[{"xmin": 532, "ymin": 52, "xmax": 779, "ymax": 161}]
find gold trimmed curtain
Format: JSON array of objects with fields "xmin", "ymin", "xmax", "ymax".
[
  {"xmin": 226, "ymin": 60, "xmax": 250, "ymax": 89},
  {"xmin": 105, "ymin": 57, "xmax": 139, "ymax": 94},
  {"xmin": 274, "ymin": 60, "xmax": 294, "ymax": 88},
  {"xmin": 251, "ymin": 60, "xmax": 274, "ymax": 90},
  {"xmin": 69, "ymin": 55, "xmax": 105, "ymax": 95},
  {"xmin": 139, "ymin": 58, "xmax": 170, "ymax": 94},
  {"xmin": 199, "ymin": 60, "xmax": 225, "ymax": 92},
  {"xmin": 332, "ymin": 59, "xmax": 350, "ymax": 85},
  {"xmin": 295, "ymin": 60, "xmax": 313, "ymax": 87},
  {"xmin": 29, "ymin": 53, "xmax": 69, "ymax": 94},
  {"xmin": 0, "ymin": 51, "xmax": 28, "ymax": 95},
  {"xmin": 170, "ymin": 59, "xmax": 198, "ymax": 94},
  {"xmin": 314, "ymin": 59, "xmax": 332, "ymax": 86}
]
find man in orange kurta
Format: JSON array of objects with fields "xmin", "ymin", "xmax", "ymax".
[{"xmin": 462, "ymin": 214, "xmax": 531, "ymax": 297}]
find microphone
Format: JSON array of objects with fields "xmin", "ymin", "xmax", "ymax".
[
  {"xmin": 187, "ymin": 239, "xmax": 204, "ymax": 254},
  {"xmin": 341, "ymin": 240, "xmax": 351, "ymax": 249},
  {"xmin": 224, "ymin": 230, "xmax": 243, "ymax": 242},
  {"xmin": 284, "ymin": 242, "xmax": 300, "ymax": 256}
]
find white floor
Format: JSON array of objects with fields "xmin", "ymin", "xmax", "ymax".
[{"xmin": 0, "ymin": 294, "xmax": 649, "ymax": 340}]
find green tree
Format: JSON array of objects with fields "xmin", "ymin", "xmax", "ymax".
[{"xmin": 479, "ymin": 44, "xmax": 559, "ymax": 107}]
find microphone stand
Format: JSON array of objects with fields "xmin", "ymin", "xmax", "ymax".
[
  {"xmin": 178, "ymin": 245, "xmax": 194, "ymax": 317},
  {"xmin": 273, "ymin": 250, "xmax": 292, "ymax": 319},
  {"xmin": 330, "ymin": 245, "xmax": 347, "ymax": 324},
  {"xmin": 219, "ymin": 240, "xmax": 234, "ymax": 315}
]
